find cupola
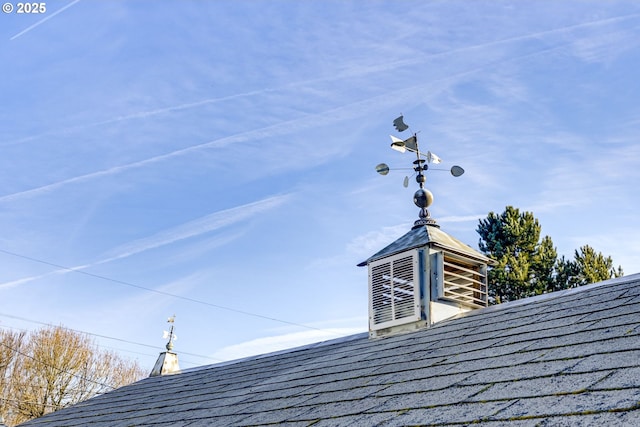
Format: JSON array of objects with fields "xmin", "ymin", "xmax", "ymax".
[{"xmin": 359, "ymin": 116, "xmax": 490, "ymax": 338}]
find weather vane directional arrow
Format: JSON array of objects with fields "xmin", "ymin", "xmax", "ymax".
[
  {"xmin": 375, "ymin": 115, "xmax": 465, "ymax": 228},
  {"xmin": 162, "ymin": 315, "xmax": 178, "ymax": 351}
]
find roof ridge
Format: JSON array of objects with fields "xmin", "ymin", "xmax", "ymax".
[
  {"xmin": 180, "ymin": 274, "xmax": 640, "ymax": 375},
  {"xmin": 444, "ymin": 273, "xmax": 640, "ymax": 321}
]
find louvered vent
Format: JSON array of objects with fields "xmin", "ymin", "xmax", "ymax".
[
  {"xmin": 369, "ymin": 251, "xmax": 421, "ymax": 331},
  {"xmin": 433, "ymin": 251, "xmax": 487, "ymax": 308}
]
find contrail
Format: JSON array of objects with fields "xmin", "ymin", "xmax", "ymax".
[
  {"xmin": 0, "ymin": 38, "xmax": 601, "ymax": 204},
  {"xmin": 10, "ymin": 0, "xmax": 82, "ymax": 40},
  {"xmin": 5, "ymin": 11, "xmax": 637, "ymax": 145},
  {"xmin": 99, "ymin": 194, "xmax": 290, "ymax": 263},
  {"xmin": 0, "ymin": 194, "xmax": 290, "ymax": 289},
  {"xmin": 0, "ymin": 86, "xmax": 404, "ymax": 203},
  {"xmin": 0, "ymin": 113, "xmax": 306, "ymax": 202},
  {"xmin": 2, "ymin": 12, "xmax": 637, "ymax": 202},
  {"xmin": 2, "ymin": 87, "xmax": 279, "ymax": 147}
]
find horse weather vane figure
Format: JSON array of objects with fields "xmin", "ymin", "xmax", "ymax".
[{"xmin": 376, "ymin": 115, "xmax": 465, "ymax": 228}]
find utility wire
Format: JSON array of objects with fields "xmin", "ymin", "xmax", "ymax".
[
  {"xmin": 0, "ymin": 396, "xmax": 60, "ymax": 410},
  {"xmin": 0, "ymin": 340, "xmax": 115, "ymax": 391},
  {"xmin": 0, "ymin": 312, "xmax": 223, "ymax": 362},
  {"xmin": 0, "ymin": 248, "xmax": 344, "ymax": 336},
  {"xmin": 0, "ymin": 324, "xmax": 208, "ymax": 369}
]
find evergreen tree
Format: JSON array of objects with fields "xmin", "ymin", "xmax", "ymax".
[
  {"xmin": 550, "ymin": 255, "xmax": 580, "ymax": 292},
  {"xmin": 531, "ymin": 235, "xmax": 558, "ymax": 295},
  {"xmin": 477, "ymin": 206, "xmax": 557, "ymax": 303},
  {"xmin": 477, "ymin": 206, "xmax": 622, "ymax": 304},
  {"xmin": 555, "ymin": 245, "xmax": 623, "ymax": 288}
]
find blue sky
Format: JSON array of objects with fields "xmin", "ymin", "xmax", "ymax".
[{"xmin": 1, "ymin": 1, "xmax": 639, "ymax": 370}]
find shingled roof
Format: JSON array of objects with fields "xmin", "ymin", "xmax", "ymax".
[{"xmin": 20, "ymin": 273, "xmax": 640, "ymax": 426}]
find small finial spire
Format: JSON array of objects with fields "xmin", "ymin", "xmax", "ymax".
[{"xmin": 150, "ymin": 315, "xmax": 181, "ymax": 377}]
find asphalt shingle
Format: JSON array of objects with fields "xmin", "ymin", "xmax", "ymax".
[{"xmin": 19, "ymin": 274, "xmax": 640, "ymax": 426}]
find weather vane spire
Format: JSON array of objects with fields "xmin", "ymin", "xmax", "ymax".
[
  {"xmin": 376, "ymin": 115, "xmax": 465, "ymax": 229},
  {"xmin": 163, "ymin": 315, "xmax": 178, "ymax": 351}
]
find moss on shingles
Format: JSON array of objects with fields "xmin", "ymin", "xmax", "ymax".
[{"xmin": 502, "ymin": 405, "xmax": 640, "ymax": 423}]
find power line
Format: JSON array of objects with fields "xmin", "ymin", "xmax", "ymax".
[
  {"xmin": 0, "ymin": 324, "xmax": 206, "ymax": 370},
  {"xmin": 0, "ymin": 340, "xmax": 115, "ymax": 392},
  {"xmin": 0, "ymin": 312, "xmax": 222, "ymax": 363},
  {"xmin": 0, "ymin": 248, "xmax": 344, "ymax": 336},
  {"xmin": 0, "ymin": 396, "xmax": 62, "ymax": 410}
]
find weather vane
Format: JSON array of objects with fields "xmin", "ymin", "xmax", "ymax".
[
  {"xmin": 376, "ymin": 115, "xmax": 464, "ymax": 228},
  {"xmin": 162, "ymin": 315, "xmax": 178, "ymax": 352}
]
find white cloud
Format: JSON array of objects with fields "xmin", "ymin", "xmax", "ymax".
[
  {"xmin": 346, "ymin": 223, "xmax": 411, "ymax": 259},
  {"xmin": 439, "ymin": 214, "xmax": 486, "ymax": 223},
  {"xmin": 211, "ymin": 327, "xmax": 365, "ymax": 362}
]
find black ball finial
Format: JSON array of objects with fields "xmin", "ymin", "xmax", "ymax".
[{"xmin": 413, "ymin": 188, "xmax": 433, "ymax": 209}]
